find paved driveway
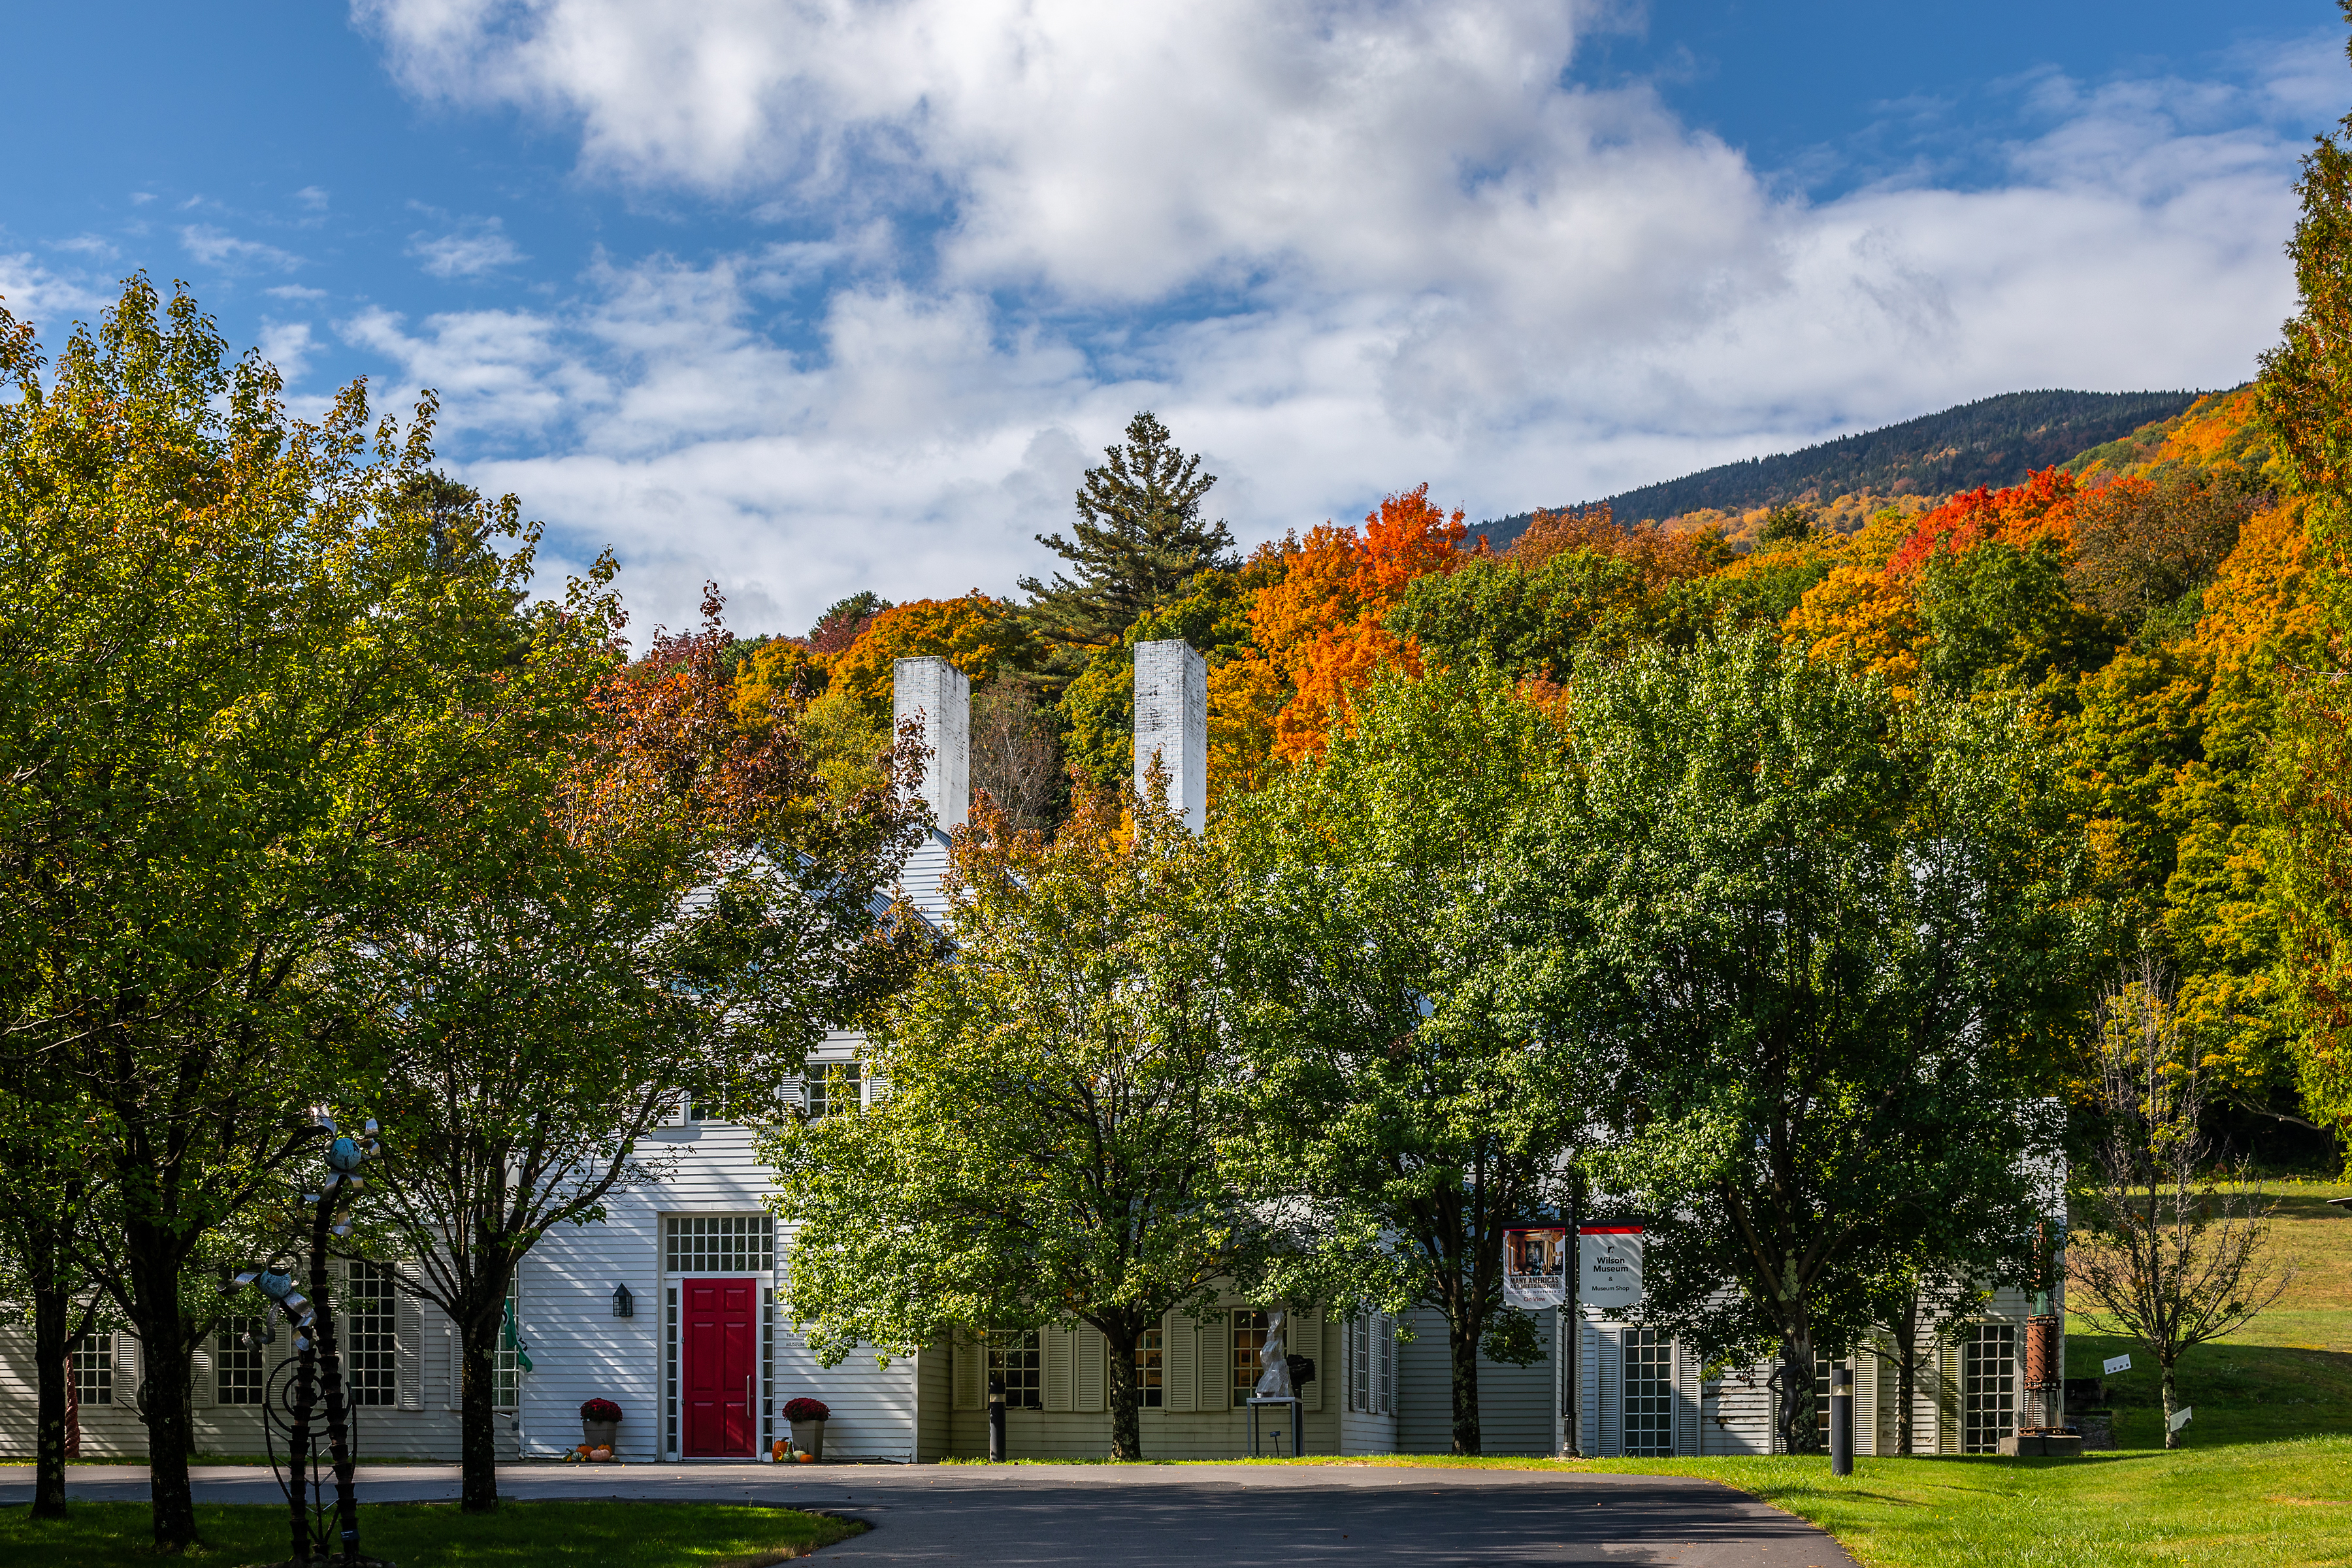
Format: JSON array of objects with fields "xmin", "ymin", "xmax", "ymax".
[{"xmin": 12, "ymin": 1462, "xmax": 1859, "ymax": 1567}]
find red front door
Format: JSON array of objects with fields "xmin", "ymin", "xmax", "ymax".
[{"xmin": 682, "ymin": 1278, "xmax": 758, "ymax": 1457}]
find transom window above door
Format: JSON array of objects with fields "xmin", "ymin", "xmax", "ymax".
[{"xmin": 663, "ymin": 1214, "xmax": 776, "ymax": 1275}]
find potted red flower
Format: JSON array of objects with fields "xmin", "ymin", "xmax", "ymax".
[
  {"xmin": 783, "ymin": 1397, "xmax": 829, "ymax": 1461},
  {"xmin": 580, "ymin": 1397, "xmax": 623, "ymax": 1454}
]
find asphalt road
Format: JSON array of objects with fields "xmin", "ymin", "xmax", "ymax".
[{"xmin": 10, "ymin": 1462, "xmax": 1861, "ymax": 1566}]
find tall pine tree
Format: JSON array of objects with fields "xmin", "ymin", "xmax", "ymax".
[{"xmin": 1021, "ymin": 412, "xmax": 1237, "ymax": 653}]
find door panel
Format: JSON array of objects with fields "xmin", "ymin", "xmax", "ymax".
[{"xmin": 681, "ymin": 1278, "xmax": 757, "ymax": 1456}]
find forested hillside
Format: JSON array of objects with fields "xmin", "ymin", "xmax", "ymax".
[
  {"xmin": 728, "ymin": 378, "xmax": 2345, "ymax": 1170},
  {"xmin": 1480, "ymin": 388, "xmax": 2203, "ymax": 552}
]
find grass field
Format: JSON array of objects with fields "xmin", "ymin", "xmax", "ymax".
[{"xmin": 0, "ymin": 1499, "xmax": 865, "ymax": 1567}]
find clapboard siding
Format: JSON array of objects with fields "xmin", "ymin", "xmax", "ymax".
[
  {"xmin": 1396, "ymin": 1307, "xmax": 1563, "ymax": 1456},
  {"xmin": 0, "ymin": 1308, "xmax": 504, "ymax": 1462},
  {"xmin": 915, "ymin": 1338, "xmax": 951, "ymax": 1462}
]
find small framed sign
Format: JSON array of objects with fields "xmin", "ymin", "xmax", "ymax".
[{"xmin": 2102, "ymin": 1353, "xmax": 2132, "ymax": 1375}]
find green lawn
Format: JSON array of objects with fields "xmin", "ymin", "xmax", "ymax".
[{"xmin": 0, "ymin": 1500, "xmax": 865, "ymax": 1567}]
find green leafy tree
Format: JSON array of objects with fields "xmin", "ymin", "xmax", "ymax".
[
  {"xmin": 1914, "ymin": 538, "xmax": 2120, "ymax": 702},
  {"xmin": 764, "ymin": 778, "xmax": 1266, "ymax": 1462},
  {"xmin": 1386, "ymin": 546, "xmax": 1678, "ymax": 683},
  {"xmin": 1225, "ymin": 669, "xmax": 1583, "ymax": 1456},
  {"xmin": 1521, "ymin": 630, "xmax": 2084, "ymax": 1452},
  {"xmin": 345, "ymin": 591, "xmax": 934, "ymax": 1511},
  {"xmin": 0, "ymin": 277, "xmax": 544, "ymax": 1551},
  {"xmin": 0, "ymin": 1084, "xmax": 109, "ymax": 1518},
  {"xmin": 1021, "ymin": 412, "xmax": 1237, "ymax": 657}
]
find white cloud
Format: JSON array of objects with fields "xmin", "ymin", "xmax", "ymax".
[
  {"xmin": 52, "ymin": 234, "xmax": 119, "ymax": 259},
  {"xmin": 350, "ymin": 0, "xmax": 2329, "ymax": 638},
  {"xmin": 408, "ymin": 214, "xmax": 527, "ymax": 278},
  {"xmin": 0, "ymin": 254, "xmax": 114, "ymax": 331},
  {"xmin": 296, "ymin": 186, "xmax": 332, "ymax": 211},
  {"xmin": 180, "ymin": 225, "xmax": 304, "ymax": 272},
  {"xmin": 269, "ymin": 284, "xmax": 330, "ymax": 301},
  {"xmin": 258, "ymin": 319, "xmax": 319, "ymax": 384}
]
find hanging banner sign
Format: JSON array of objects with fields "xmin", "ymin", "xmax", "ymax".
[
  {"xmin": 1580, "ymin": 1226, "xmax": 1644, "ymax": 1310},
  {"xmin": 2168, "ymin": 1406, "xmax": 2193, "ymax": 1431},
  {"xmin": 2102, "ymin": 1354, "xmax": 2132, "ymax": 1376},
  {"xmin": 1503, "ymin": 1228, "xmax": 1569, "ymax": 1309}
]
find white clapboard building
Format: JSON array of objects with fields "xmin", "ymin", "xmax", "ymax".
[{"xmin": 0, "ymin": 642, "xmax": 2058, "ymax": 1464}]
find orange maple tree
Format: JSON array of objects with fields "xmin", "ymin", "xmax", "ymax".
[{"xmin": 1208, "ymin": 483, "xmax": 1468, "ymax": 772}]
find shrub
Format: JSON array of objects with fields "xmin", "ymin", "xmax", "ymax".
[
  {"xmin": 782, "ymin": 1397, "xmax": 830, "ymax": 1422},
  {"xmin": 580, "ymin": 1398, "xmax": 623, "ymax": 1424}
]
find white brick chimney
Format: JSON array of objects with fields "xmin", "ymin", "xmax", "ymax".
[
  {"xmin": 1133, "ymin": 639, "xmax": 1207, "ymax": 834},
  {"xmin": 892, "ymin": 656, "xmax": 970, "ymax": 832}
]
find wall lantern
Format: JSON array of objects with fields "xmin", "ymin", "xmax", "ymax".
[{"xmin": 612, "ymin": 1283, "xmax": 635, "ymax": 1318}]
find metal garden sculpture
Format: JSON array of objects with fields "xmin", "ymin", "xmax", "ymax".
[{"xmin": 222, "ymin": 1115, "xmax": 390, "ymax": 1568}]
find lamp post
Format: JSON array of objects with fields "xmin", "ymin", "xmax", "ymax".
[{"xmin": 1829, "ymin": 1365, "xmax": 1854, "ymax": 1477}]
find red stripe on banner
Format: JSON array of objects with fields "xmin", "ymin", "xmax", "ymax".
[{"xmin": 1578, "ymin": 1226, "xmax": 1642, "ymax": 1234}]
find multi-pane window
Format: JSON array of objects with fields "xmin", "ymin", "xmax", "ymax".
[
  {"xmin": 1136, "ymin": 1330, "xmax": 1163, "ymax": 1409},
  {"xmin": 344, "ymin": 1260, "xmax": 399, "ymax": 1407},
  {"xmin": 988, "ymin": 1330, "xmax": 1041, "ymax": 1409},
  {"xmin": 71, "ymin": 1331, "xmax": 111, "ymax": 1406},
  {"xmin": 663, "ymin": 1214, "xmax": 776, "ymax": 1275},
  {"xmin": 1350, "ymin": 1315, "xmax": 1372, "ymax": 1411},
  {"xmin": 1963, "ymin": 1324, "xmax": 2017, "ymax": 1454},
  {"xmin": 1624, "ymin": 1329, "xmax": 1673, "ymax": 1457},
  {"xmin": 1233, "ymin": 1310, "xmax": 1271, "ymax": 1405},
  {"xmin": 217, "ymin": 1317, "xmax": 269, "ymax": 1405},
  {"xmin": 495, "ymin": 1296, "xmax": 522, "ymax": 1411},
  {"xmin": 664, "ymin": 1285, "xmax": 680, "ymax": 1454},
  {"xmin": 804, "ymin": 1061, "xmax": 862, "ymax": 1120}
]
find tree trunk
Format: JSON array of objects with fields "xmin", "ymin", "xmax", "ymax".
[
  {"xmin": 1104, "ymin": 1320, "xmax": 1142, "ymax": 1462},
  {"xmin": 1892, "ymin": 1292, "xmax": 1918, "ymax": 1457},
  {"xmin": 123, "ymin": 1223, "xmax": 198, "ymax": 1552},
  {"xmin": 1777, "ymin": 1325, "xmax": 1820, "ymax": 1456},
  {"xmin": 461, "ymin": 1307, "xmax": 503, "ymax": 1512},
  {"xmin": 30, "ymin": 1281, "xmax": 73, "ymax": 1518},
  {"xmin": 1448, "ymin": 1311, "xmax": 1482, "ymax": 1456},
  {"xmin": 2160, "ymin": 1360, "xmax": 2181, "ymax": 1450}
]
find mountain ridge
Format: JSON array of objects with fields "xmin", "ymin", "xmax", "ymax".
[{"xmin": 1478, "ymin": 389, "xmax": 2208, "ymax": 552}]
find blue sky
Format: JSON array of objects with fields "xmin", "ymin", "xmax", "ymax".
[{"xmin": 2, "ymin": 1, "xmax": 2340, "ymax": 637}]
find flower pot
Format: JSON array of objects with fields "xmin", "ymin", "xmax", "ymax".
[
  {"xmin": 582, "ymin": 1419, "xmax": 619, "ymax": 1451},
  {"xmin": 789, "ymin": 1418, "xmax": 825, "ymax": 1461}
]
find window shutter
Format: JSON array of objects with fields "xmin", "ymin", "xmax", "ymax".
[
  {"xmin": 190, "ymin": 1343, "xmax": 214, "ymax": 1409},
  {"xmin": 953, "ymin": 1331, "xmax": 982, "ymax": 1411},
  {"xmin": 1300, "ymin": 1311, "xmax": 1322, "ymax": 1412},
  {"xmin": 1198, "ymin": 1314, "xmax": 1230, "ymax": 1411},
  {"xmin": 445, "ymin": 1326, "xmax": 463, "ymax": 1411},
  {"xmin": 114, "ymin": 1332, "xmax": 139, "ymax": 1409},
  {"xmin": 1854, "ymin": 1347, "xmax": 1878, "ymax": 1456},
  {"xmin": 1379, "ymin": 1313, "xmax": 1396, "ymax": 1416},
  {"xmin": 1665, "ymin": 1335, "xmax": 1703, "ymax": 1457},
  {"xmin": 397, "ymin": 1262, "xmax": 425, "ymax": 1411},
  {"xmin": 1599, "ymin": 1326, "xmax": 1623, "ymax": 1457},
  {"xmin": 1935, "ymin": 1339, "xmax": 1959, "ymax": 1455},
  {"xmin": 1576, "ymin": 1319, "xmax": 1599, "ymax": 1451},
  {"xmin": 1075, "ymin": 1326, "xmax": 1105, "ymax": 1413},
  {"xmin": 1164, "ymin": 1311, "xmax": 1194, "ymax": 1411},
  {"xmin": 1043, "ymin": 1326, "xmax": 1072, "ymax": 1411}
]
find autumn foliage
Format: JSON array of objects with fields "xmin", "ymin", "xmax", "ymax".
[{"xmin": 1209, "ymin": 483, "xmax": 1467, "ymax": 768}]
